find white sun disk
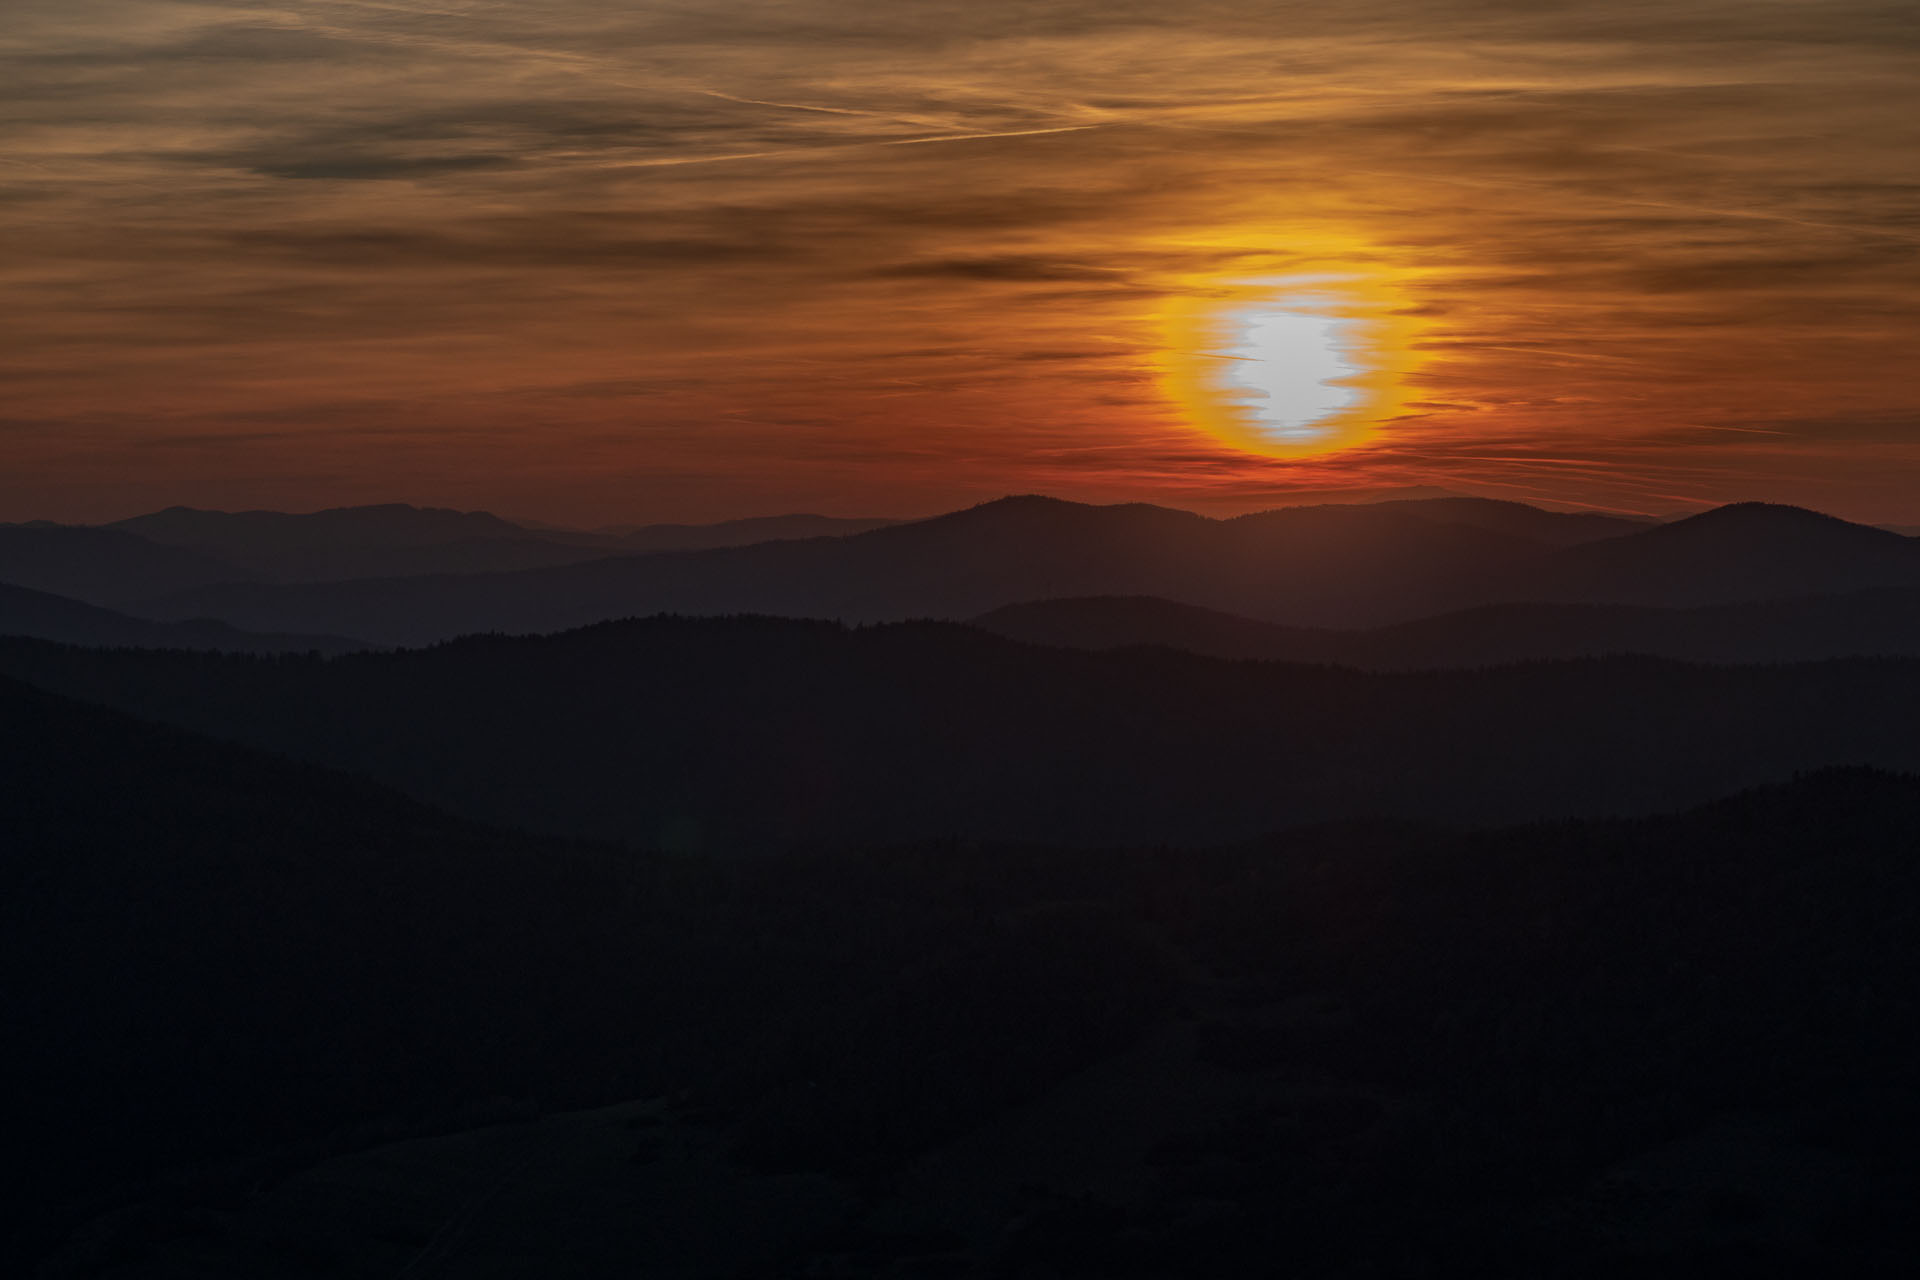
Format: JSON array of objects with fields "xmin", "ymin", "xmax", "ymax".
[{"xmin": 1217, "ymin": 301, "xmax": 1362, "ymax": 443}]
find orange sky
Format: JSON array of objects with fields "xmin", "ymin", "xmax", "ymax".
[{"xmin": 6, "ymin": 1, "xmax": 1920, "ymax": 524}]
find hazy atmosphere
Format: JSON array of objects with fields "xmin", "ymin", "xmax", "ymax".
[{"xmin": 8, "ymin": 0, "xmax": 1920, "ymax": 522}]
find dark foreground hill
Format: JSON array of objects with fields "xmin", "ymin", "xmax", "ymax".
[
  {"xmin": 10, "ymin": 674, "xmax": 1920, "ymax": 1276},
  {"xmin": 131, "ymin": 496, "xmax": 1645, "ymax": 645},
  {"xmin": 977, "ymin": 587, "xmax": 1920, "ymax": 667},
  {"xmin": 7, "ymin": 616, "xmax": 1920, "ymax": 850},
  {"xmin": 0, "ymin": 677, "xmax": 655, "ymax": 1268},
  {"xmin": 0, "ymin": 580, "xmax": 367, "ymax": 654}
]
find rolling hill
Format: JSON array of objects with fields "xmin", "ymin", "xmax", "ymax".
[
  {"xmin": 107, "ymin": 502, "xmax": 602, "ymax": 582},
  {"xmin": 129, "ymin": 496, "xmax": 1647, "ymax": 646},
  {"xmin": 7, "ymin": 615, "xmax": 1920, "ymax": 850},
  {"xmin": 1515, "ymin": 501, "xmax": 1920, "ymax": 606},
  {"xmin": 4, "ymin": 505, "xmax": 901, "ymax": 604},
  {"xmin": 976, "ymin": 586, "xmax": 1920, "ymax": 667},
  {"xmin": 0, "ymin": 579, "xmax": 366, "ymax": 653},
  {"xmin": 594, "ymin": 512, "xmax": 900, "ymax": 550},
  {"xmin": 0, "ymin": 522, "xmax": 243, "ymax": 605}
]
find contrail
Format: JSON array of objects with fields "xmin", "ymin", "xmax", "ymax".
[
  {"xmin": 880, "ymin": 124, "xmax": 1109, "ymax": 147},
  {"xmin": 597, "ymin": 123, "xmax": 1108, "ymax": 171},
  {"xmin": 695, "ymin": 90, "xmax": 964, "ymax": 132}
]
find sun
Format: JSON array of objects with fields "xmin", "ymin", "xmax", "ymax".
[{"xmin": 1156, "ymin": 254, "xmax": 1429, "ymax": 458}]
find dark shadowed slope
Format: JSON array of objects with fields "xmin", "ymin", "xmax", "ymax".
[
  {"xmin": 130, "ymin": 496, "xmax": 1633, "ymax": 646},
  {"xmin": 0, "ymin": 580, "xmax": 368, "ymax": 654},
  {"xmin": 18, "ymin": 717, "xmax": 1920, "ymax": 1276},
  {"xmin": 0, "ymin": 676, "xmax": 651, "ymax": 1269},
  {"xmin": 112, "ymin": 505, "xmax": 901, "ymax": 582},
  {"xmin": 109, "ymin": 502, "xmax": 634, "ymax": 582},
  {"xmin": 1232, "ymin": 494, "xmax": 1646, "ymax": 548},
  {"xmin": 92, "ymin": 504, "xmax": 910, "ymax": 590},
  {"xmin": 977, "ymin": 586, "xmax": 1920, "ymax": 667},
  {"xmin": 597, "ymin": 513, "xmax": 900, "ymax": 549},
  {"xmin": 113, "ymin": 501, "xmax": 530, "ymax": 549},
  {"xmin": 7, "ymin": 616, "xmax": 1920, "ymax": 850},
  {"xmin": 1366, "ymin": 587, "xmax": 1920, "ymax": 665},
  {"xmin": 976, "ymin": 595, "xmax": 1339, "ymax": 660},
  {"xmin": 0, "ymin": 523, "xmax": 244, "ymax": 604},
  {"xmin": 1516, "ymin": 501, "xmax": 1920, "ymax": 606}
]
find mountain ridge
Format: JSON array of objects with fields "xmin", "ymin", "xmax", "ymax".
[
  {"xmin": 0, "ymin": 579, "xmax": 367, "ymax": 654},
  {"xmin": 974, "ymin": 586, "xmax": 1920, "ymax": 667},
  {"xmin": 125, "ymin": 495, "xmax": 1651, "ymax": 645},
  {"xmin": 8, "ymin": 613, "xmax": 1920, "ymax": 851}
]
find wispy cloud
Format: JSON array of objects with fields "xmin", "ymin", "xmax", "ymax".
[{"xmin": 3, "ymin": 1, "xmax": 1920, "ymax": 521}]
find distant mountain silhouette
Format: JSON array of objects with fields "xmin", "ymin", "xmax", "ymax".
[
  {"xmin": 110, "ymin": 504, "xmax": 901, "ymax": 579},
  {"xmin": 1232, "ymin": 482, "xmax": 1471, "ymax": 506},
  {"xmin": 108, "ymin": 502, "xmax": 626, "ymax": 582},
  {"xmin": 978, "ymin": 586, "xmax": 1920, "ymax": 667},
  {"xmin": 0, "ymin": 580, "xmax": 366, "ymax": 653},
  {"xmin": 8, "ymin": 615, "xmax": 1920, "ymax": 849},
  {"xmin": 29, "ymin": 493, "xmax": 1919, "ymax": 655},
  {"xmin": 1229, "ymin": 494, "xmax": 1647, "ymax": 548},
  {"xmin": 0, "ymin": 522, "xmax": 241, "ymax": 604},
  {"xmin": 114, "ymin": 501, "xmax": 528, "ymax": 547},
  {"xmin": 1512, "ymin": 501, "xmax": 1920, "ymax": 606},
  {"xmin": 129, "ymin": 495, "xmax": 1644, "ymax": 646},
  {"xmin": 595, "ymin": 513, "xmax": 900, "ymax": 549},
  {"xmin": 2, "ymin": 505, "xmax": 899, "ymax": 602}
]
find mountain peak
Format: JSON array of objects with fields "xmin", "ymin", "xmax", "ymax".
[
  {"xmin": 915, "ymin": 495, "xmax": 1208, "ymax": 530},
  {"xmin": 969, "ymin": 494, "xmax": 1092, "ymax": 513},
  {"xmin": 1653, "ymin": 502, "xmax": 1899, "ymax": 542},
  {"xmin": 1683, "ymin": 501, "xmax": 1847, "ymax": 524}
]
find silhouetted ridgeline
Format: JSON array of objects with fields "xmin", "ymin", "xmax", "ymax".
[
  {"xmin": 113, "ymin": 497, "xmax": 1920, "ymax": 649},
  {"xmin": 8, "ymin": 674, "xmax": 1920, "ymax": 1275},
  {"xmin": 0, "ymin": 579, "xmax": 367, "ymax": 654},
  {"xmin": 2, "ymin": 504, "xmax": 898, "ymax": 603},
  {"xmin": 124, "ymin": 496, "xmax": 1652, "ymax": 644},
  {"xmin": 18, "ymin": 496, "xmax": 1920, "ymax": 657},
  {"xmin": 5, "ymin": 616, "xmax": 1920, "ymax": 850},
  {"xmin": 0, "ymin": 523, "xmax": 237, "ymax": 604}
]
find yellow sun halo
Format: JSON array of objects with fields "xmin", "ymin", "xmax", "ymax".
[{"xmin": 1157, "ymin": 255, "xmax": 1428, "ymax": 458}]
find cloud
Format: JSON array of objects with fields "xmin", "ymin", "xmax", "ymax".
[
  {"xmin": 4, "ymin": 1, "xmax": 1920, "ymax": 522},
  {"xmin": 868, "ymin": 255, "xmax": 1128, "ymax": 282}
]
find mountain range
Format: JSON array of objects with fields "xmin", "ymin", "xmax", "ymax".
[
  {"xmin": 976, "ymin": 586, "xmax": 1920, "ymax": 667},
  {"xmin": 0, "ymin": 505, "xmax": 896, "ymax": 604},
  {"xmin": 0, "ymin": 579, "xmax": 362, "ymax": 655},
  {"xmin": 14, "ymin": 489, "xmax": 1920, "ymax": 1275},
  {"xmin": 10, "ymin": 495, "xmax": 1920, "ymax": 667},
  {"xmin": 7, "ymin": 615, "xmax": 1920, "ymax": 851},
  {"xmin": 110, "ymin": 497, "xmax": 1920, "ymax": 652},
  {"xmin": 121, "ymin": 495, "xmax": 1656, "ymax": 645}
]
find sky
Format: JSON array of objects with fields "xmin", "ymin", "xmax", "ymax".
[{"xmin": 5, "ymin": 0, "xmax": 1920, "ymax": 524}]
